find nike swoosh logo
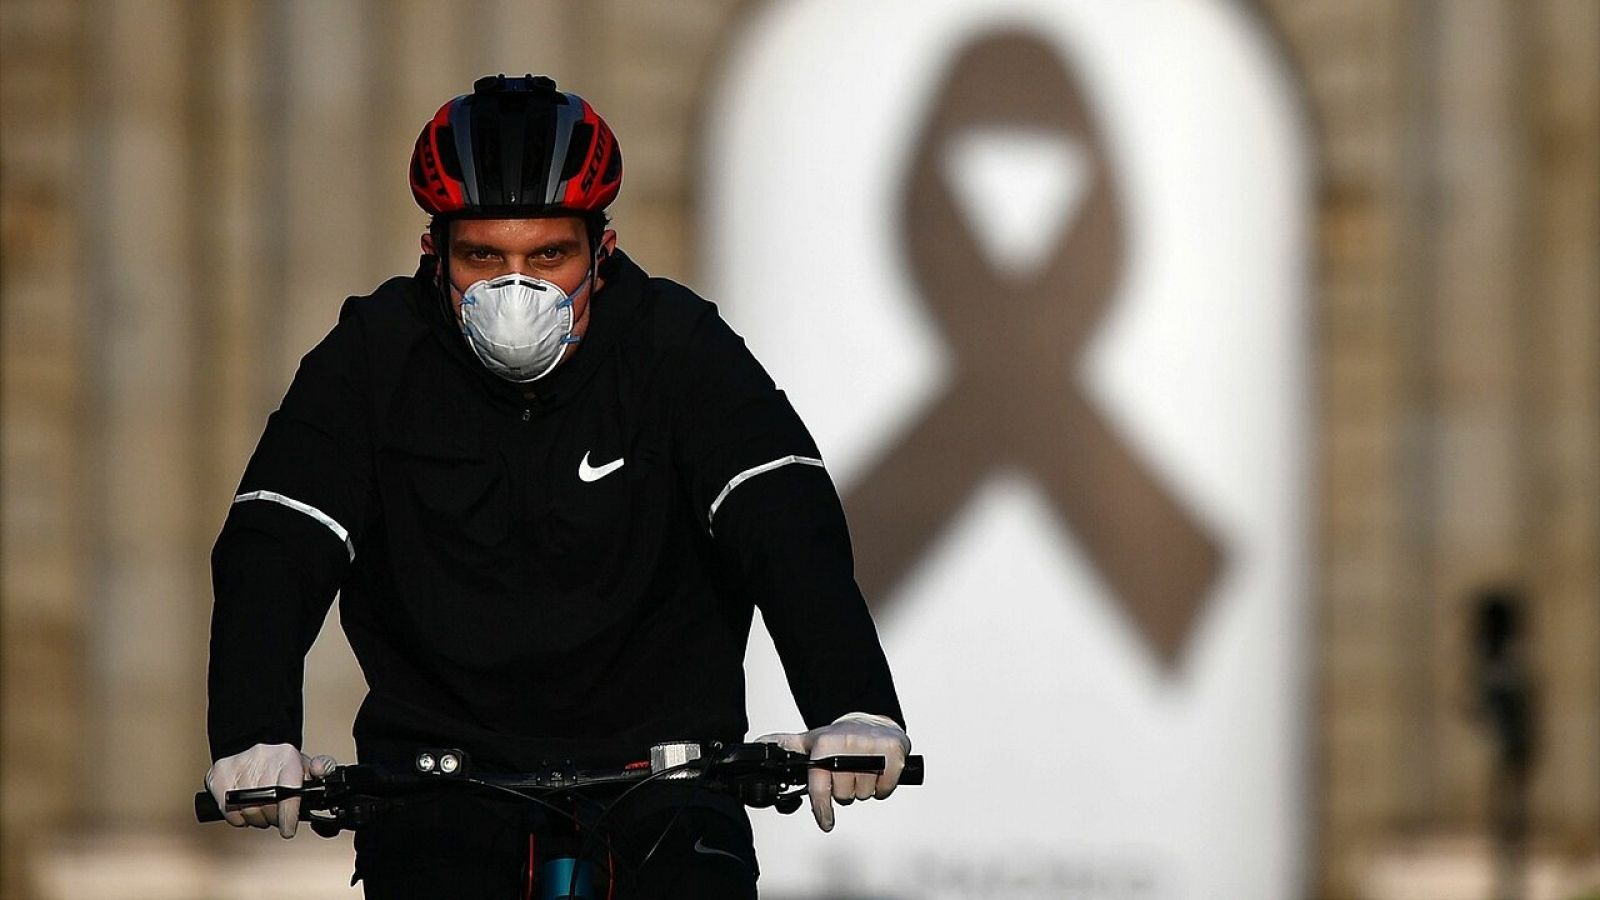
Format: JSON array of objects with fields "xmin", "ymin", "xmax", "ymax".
[
  {"xmin": 578, "ymin": 451, "xmax": 625, "ymax": 483},
  {"xmin": 693, "ymin": 837, "xmax": 745, "ymax": 865}
]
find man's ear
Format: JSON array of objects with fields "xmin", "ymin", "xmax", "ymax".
[
  {"xmin": 588, "ymin": 225, "xmax": 611, "ymax": 261},
  {"xmin": 420, "ymin": 231, "xmax": 444, "ymax": 282},
  {"xmin": 595, "ymin": 229, "xmax": 620, "ymax": 291}
]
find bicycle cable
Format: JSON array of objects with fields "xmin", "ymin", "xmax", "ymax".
[
  {"xmin": 564, "ymin": 758, "xmax": 708, "ymax": 896},
  {"xmin": 634, "ymin": 761, "xmax": 708, "ymax": 873},
  {"xmin": 459, "ymin": 777, "xmax": 589, "ymax": 831}
]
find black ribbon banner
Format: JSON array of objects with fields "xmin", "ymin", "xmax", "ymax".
[{"xmin": 842, "ymin": 31, "xmax": 1224, "ymax": 667}]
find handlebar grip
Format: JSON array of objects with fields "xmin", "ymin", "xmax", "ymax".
[
  {"xmin": 195, "ymin": 791, "xmax": 224, "ymax": 823},
  {"xmin": 900, "ymin": 755, "xmax": 924, "ymax": 786},
  {"xmin": 194, "ymin": 787, "xmax": 318, "ymax": 823}
]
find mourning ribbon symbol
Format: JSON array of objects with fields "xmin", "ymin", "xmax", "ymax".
[{"xmin": 842, "ymin": 31, "xmax": 1223, "ymax": 666}]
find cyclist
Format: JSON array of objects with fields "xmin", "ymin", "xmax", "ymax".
[{"xmin": 203, "ymin": 75, "xmax": 910, "ymax": 897}]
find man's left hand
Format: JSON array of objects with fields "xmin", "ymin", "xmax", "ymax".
[{"xmin": 755, "ymin": 713, "xmax": 910, "ymax": 832}]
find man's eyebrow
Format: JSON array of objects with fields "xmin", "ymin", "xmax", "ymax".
[{"xmin": 530, "ymin": 239, "xmax": 581, "ymax": 254}]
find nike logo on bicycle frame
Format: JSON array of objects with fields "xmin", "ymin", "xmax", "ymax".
[{"xmin": 578, "ymin": 451, "xmax": 625, "ymax": 483}]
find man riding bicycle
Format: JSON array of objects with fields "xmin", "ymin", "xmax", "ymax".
[{"xmin": 203, "ymin": 75, "xmax": 910, "ymax": 898}]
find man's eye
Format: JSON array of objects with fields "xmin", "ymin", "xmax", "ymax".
[{"xmin": 464, "ymin": 250, "xmax": 496, "ymax": 262}]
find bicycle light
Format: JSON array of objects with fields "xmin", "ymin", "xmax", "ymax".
[
  {"xmin": 414, "ymin": 748, "xmax": 470, "ymax": 778},
  {"xmin": 649, "ymin": 741, "xmax": 703, "ymax": 779}
]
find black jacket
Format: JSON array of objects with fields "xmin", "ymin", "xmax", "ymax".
[{"xmin": 207, "ymin": 252, "xmax": 903, "ymax": 770}]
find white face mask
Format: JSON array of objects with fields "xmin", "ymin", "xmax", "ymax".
[{"xmin": 458, "ymin": 270, "xmax": 591, "ymax": 383}]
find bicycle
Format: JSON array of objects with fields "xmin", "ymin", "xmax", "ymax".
[{"xmin": 196, "ymin": 740, "xmax": 924, "ymax": 899}]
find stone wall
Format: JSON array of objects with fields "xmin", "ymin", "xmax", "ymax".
[{"xmin": 1260, "ymin": 0, "xmax": 1600, "ymax": 895}]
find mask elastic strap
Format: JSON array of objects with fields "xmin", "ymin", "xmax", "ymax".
[{"xmin": 557, "ymin": 245, "xmax": 604, "ymax": 346}]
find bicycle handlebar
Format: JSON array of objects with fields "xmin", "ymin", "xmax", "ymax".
[{"xmin": 196, "ymin": 742, "xmax": 924, "ymax": 828}]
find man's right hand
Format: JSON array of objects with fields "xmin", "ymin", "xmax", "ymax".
[{"xmin": 204, "ymin": 743, "xmax": 337, "ymax": 838}]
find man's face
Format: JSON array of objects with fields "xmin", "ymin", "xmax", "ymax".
[{"xmin": 422, "ymin": 216, "xmax": 618, "ymax": 343}]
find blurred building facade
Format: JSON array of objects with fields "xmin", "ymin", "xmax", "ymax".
[{"xmin": 1, "ymin": 1, "xmax": 1595, "ymax": 898}]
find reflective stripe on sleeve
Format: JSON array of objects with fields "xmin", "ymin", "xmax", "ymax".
[
  {"xmin": 707, "ymin": 455, "xmax": 826, "ymax": 528},
  {"xmin": 232, "ymin": 490, "xmax": 356, "ymax": 562}
]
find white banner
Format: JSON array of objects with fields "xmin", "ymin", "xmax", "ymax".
[{"xmin": 704, "ymin": 1, "xmax": 1312, "ymax": 897}]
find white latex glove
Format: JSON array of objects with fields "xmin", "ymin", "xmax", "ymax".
[
  {"xmin": 755, "ymin": 713, "xmax": 910, "ymax": 832},
  {"xmin": 204, "ymin": 742, "xmax": 338, "ymax": 838}
]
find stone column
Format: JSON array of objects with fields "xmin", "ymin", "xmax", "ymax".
[
  {"xmin": 1524, "ymin": 0, "xmax": 1600, "ymax": 850},
  {"xmin": 1422, "ymin": 0, "xmax": 1533, "ymax": 828},
  {"xmin": 0, "ymin": 1, "xmax": 88, "ymax": 895},
  {"xmin": 1263, "ymin": 1, "xmax": 1419, "ymax": 893},
  {"xmin": 83, "ymin": 0, "xmax": 208, "ymax": 823}
]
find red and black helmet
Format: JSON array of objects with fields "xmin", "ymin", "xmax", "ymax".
[{"xmin": 410, "ymin": 74, "xmax": 622, "ymax": 218}]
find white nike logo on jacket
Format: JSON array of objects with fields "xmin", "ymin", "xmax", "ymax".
[{"xmin": 578, "ymin": 451, "xmax": 626, "ymax": 482}]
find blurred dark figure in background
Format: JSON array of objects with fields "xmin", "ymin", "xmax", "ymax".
[{"xmin": 1473, "ymin": 585, "xmax": 1537, "ymax": 900}]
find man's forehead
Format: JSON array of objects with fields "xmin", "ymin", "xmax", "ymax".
[{"xmin": 451, "ymin": 216, "xmax": 587, "ymax": 246}]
